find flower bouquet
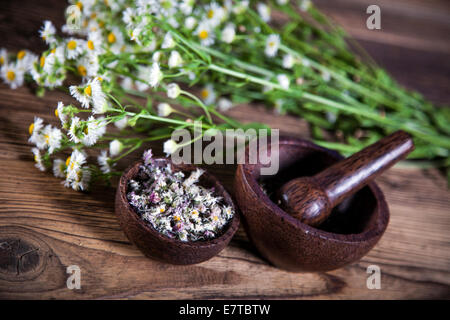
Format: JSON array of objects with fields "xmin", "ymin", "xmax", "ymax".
[{"xmin": 1, "ymin": 0, "xmax": 449, "ymax": 191}]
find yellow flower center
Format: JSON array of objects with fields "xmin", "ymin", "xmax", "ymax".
[
  {"xmin": 44, "ymin": 134, "xmax": 50, "ymax": 144},
  {"xmin": 87, "ymin": 40, "xmax": 95, "ymax": 50},
  {"xmin": 0, "ymin": 56, "xmax": 4, "ymax": 65},
  {"xmin": 107, "ymin": 32, "xmax": 116, "ymax": 44},
  {"xmin": 207, "ymin": 9, "xmax": 214, "ymax": 19},
  {"xmin": 192, "ymin": 210, "xmax": 198, "ymax": 216},
  {"xmin": 84, "ymin": 85, "xmax": 92, "ymax": 96},
  {"xmin": 28, "ymin": 123, "xmax": 35, "ymax": 135},
  {"xmin": 51, "ymin": 48, "xmax": 56, "ymax": 54},
  {"xmin": 40, "ymin": 55, "xmax": 46, "ymax": 68},
  {"xmin": 269, "ymin": 41, "xmax": 275, "ymax": 47},
  {"xmin": 6, "ymin": 70, "xmax": 15, "ymax": 81},
  {"xmin": 17, "ymin": 50, "xmax": 26, "ymax": 60},
  {"xmin": 77, "ymin": 65, "xmax": 87, "ymax": 77},
  {"xmin": 159, "ymin": 207, "xmax": 165, "ymax": 213},
  {"xmin": 98, "ymin": 21, "xmax": 105, "ymax": 28},
  {"xmin": 54, "ymin": 108, "xmax": 59, "ymax": 118},
  {"xmin": 97, "ymin": 77, "xmax": 103, "ymax": 82},
  {"xmin": 66, "ymin": 156, "xmax": 71, "ymax": 167},
  {"xmin": 199, "ymin": 30, "xmax": 208, "ymax": 40},
  {"xmin": 76, "ymin": 1, "xmax": 83, "ymax": 10},
  {"xmin": 84, "ymin": 127, "xmax": 89, "ymax": 135},
  {"xmin": 34, "ymin": 155, "xmax": 38, "ymax": 162},
  {"xmin": 91, "ymin": 13, "xmax": 97, "ymax": 19},
  {"xmin": 213, "ymin": 216, "xmax": 219, "ymax": 221},
  {"xmin": 201, "ymin": 89, "xmax": 209, "ymax": 98},
  {"xmin": 174, "ymin": 215, "xmax": 181, "ymax": 221},
  {"xmin": 67, "ymin": 40, "xmax": 77, "ymax": 50}
]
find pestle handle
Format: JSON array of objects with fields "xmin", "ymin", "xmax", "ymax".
[{"xmin": 315, "ymin": 130, "xmax": 414, "ymax": 208}]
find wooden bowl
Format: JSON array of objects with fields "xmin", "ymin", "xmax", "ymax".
[
  {"xmin": 115, "ymin": 159, "xmax": 240, "ymax": 265},
  {"xmin": 234, "ymin": 136, "xmax": 389, "ymax": 272}
]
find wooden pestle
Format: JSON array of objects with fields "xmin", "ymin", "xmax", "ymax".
[{"xmin": 278, "ymin": 131, "xmax": 415, "ymax": 227}]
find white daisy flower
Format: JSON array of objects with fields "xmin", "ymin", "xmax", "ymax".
[
  {"xmin": 53, "ymin": 159, "xmax": 66, "ymax": 178},
  {"xmin": 97, "ymin": 150, "xmax": 112, "ymax": 173},
  {"xmin": 68, "ymin": 167, "xmax": 91, "ymax": 191},
  {"xmin": 299, "ymin": 0, "xmax": 312, "ymax": 12},
  {"xmin": 205, "ymin": 2, "xmax": 225, "ymax": 27},
  {"xmin": 86, "ymin": 31, "xmax": 104, "ymax": 55},
  {"xmin": 16, "ymin": 50, "xmax": 36, "ymax": 72},
  {"xmin": 39, "ymin": 20, "xmax": 56, "ymax": 45},
  {"xmin": 200, "ymin": 84, "xmax": 216, "ymax": 105},
  {"xmin": 68, "ymin": 116, "xmax": 82, "ymax": 143},
  {"xmin": 65, "ymin": 38, "xmax": 85, "ymax": 59},
  {"xmin": 221, "ymin": 23, "xmax": 235, "ymax": 43},
  {"xmin": 107, "ymin": 27, "xmax": 125, "ymax": 54},
  {"xmin": 122, "ymin": 7, "xmax": 136, "ymax": 27},
  {"xmin": 265, "ymin": 34, "xmax": 280, "ymax": 57},
  {"xmin": 257, "ymin": 3, "xmax": 271, "ymax": 22},
  {"xmin": 168, "ymin": 50, "xmax": 183, "ymax": 69},
  {"xmin": 185, "ymin": 16, "xmax": 197, "ymax": 30},
  {"xmin": 82, "ymin": 116, "xmax": 106, "ymax": 146},
  {"xmin": 114, "ymin": 116, "xmax": 128, "ymax": 130},
  {"xmin": 55, "ymin": 101, "xmax": 68, "ymax": 127},
  {"xmin": 161, "ymin": 32, "xmax": 175, "ymax": 49},
  {"xmin": 32, "ymin": 147, "xmax": 46, "ymax": 171},
  {"xmin": 218, "ymin": 98, "xmax": 233, "ymax": 112},
  {"xmin": 277, "ymin": 74, "xmax": 290, "ymax": 90},
  {"xmin": 42, "ymin": 124, "xmax": 63, "ymax": 154},
  {"xmin": 282, "ymin": 54, "xmax": 294, "ymax": 69},
  {"xmin": 66, "ymin": 149, "xmax": 87, "ymax": 180},
  {"xmin": 196, "ymin": 22, "xmax": 215, "ymax": 46},
  {"xmin": 180, "ymin": 0, "xmax": 194, "ymax": 15},
  {"xmin": 0, "ymin": 48, "xmax": 8, "ymax": 66},
  {"xmin": 28, "ymin": 117, "xmax": 45, "ymax": 148},
  {"xmin": 1, "ymin": 63, "xmax": 24, "ymax": 89},
  {"xmin": 163, "ymin": 139, "xmax": 179, "ymax": 156},
  {"xmin": 152, "ymin": 51, "xmax": 162, "ymax": 62},
  {"xmin": 109, "ymin": 139, "xmax": 123, "ymax": 157},
  {"xmin": 157, "ymin": 103, "xmax": 173, "ymax": 117},
  {"xmin": 166, "ymin": 83, "xmax": 180, "ymax": 99},
  {"xmin": 148, "ymin": 62, "xmax": 163, "ymax": 88},
  {"xmin": 76, "ymin": 54, "xmax": 99, "ymax": 78}
]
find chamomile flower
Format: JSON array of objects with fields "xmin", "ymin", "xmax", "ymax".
[
  {"xmin": 282, "ymin": 54, "xmax": 294, "ymax": 69},
  {"xmin": 55, "ymin": 102, "xmax": 69, "ymax": 127},
  {"xmin": 148, "ymin": 62, "xmax": 163, "ymax": 88},
  {"xmin": 70, "ymin": 77, "xmax": 106, "ymax": 112},
  {"xmin": 196, "ymin": 22, "xmax": 215, "ymax": 46},
  {"xmin": 277, "ymin": 74, "xmax": 290, "ymax": 90},
  {"xmin": 204, "ymin": 2, "xmax": 225, "ymax": 27},
  {"xmin": 82, "ymin": 116, "xmax": 106, "ymax": 146},
  {"xmin": 114, "ymin": 116, "xmax": 128, "ymax": 130},
  {"xmin": 39, "ymin": 20, "xmax": 57, "ymax": 45},
  {"xmin": 52, "ymin": 159, "xmax": 66, "ymax": 178},
  {"xmin": 109, "ymin": 139, "xmax": 123, "ymax": 157},
  {"xmin": 0, "ymin": 48, "xmax": 8, "ymax": 66},
  {"xmin": 16, "ymin": 50, "xmax": 36, "ymax": 72},
  {"xmin": 32, "ymin": 148, "xmax": 46, "ymax": 171},
  {"xmin": 257, "ymin": 3, "xmax": 271, "ymax": 22},
  {"xmin": 163, "ymin": 139, "xmax": 179, "ymax": 156},
  {"xmin": 157, "ymin": 103, "xmax": 173, "ymax": 117},
  {"xmin": 1, "ymin": 63, "xmax": 24, "ymax": 89},
  {"xmin": 28, "ymin": 117, "xmax": 45, "ymax": 147},
  {"xmin": 217, "ymin": 98, "xmax": 233, "ymax": 112},
  {"xmin": 107, "ymin": 27, "xmax": 125, "ymax": 54},
  {"xmin": 299, "ymin": 0, "xmax": 312, "ymax": 12},
  {"xmin": 76, "ymin": 54, "xmax": 99, "ymax": 78},
  {"xmin": 68, "ymin": 167, "xmax": 91, "ymax": 191},
  {"xmin": 42, "ymin": 124, "xmax": 63, "ymax": 154},
  {"xmin": 166, "ymin": 83, "xmax": 180, "ymax": 99},
  {"xmin": 168, "ymin": 50, "xmax": 183, "ymax": 69},
  {"xmin": 86, "ymin": 31, "xmax": 103, "ymax": 55},
  {"xmin": 221, "ymin": 23, "xmax": 235, "ymax": 43},
  {"xmin": 200, "ymin": 84, "xmax": 216, "ymax": 105},
  {"xmin": 180, "ymin": 0, "xmax": 194, "ymax": 15},
  {"xmin": 265, "ymin": 34, "xmax": 280, "ymax": 57},
  {"xmin": 65, "ymin": 149, "xmax": 87, "ymax": 180},
  {"xmin": 161, "ymin": 32, "xmax": 175, "ymax": 49},
  {"xmin": 97, "ymin": 150, "xmax": 112, "ymax": 173},
  {"xmin": 68, "ymin": 116, "xmax": 82, "ymax": 143},
  {"xmin": 65, "ymin": 38, "xmax": 85, "ymax": 59},
  {"xmin": 185, "ymin": 16, "xmax": 197, "ymax": 30}
]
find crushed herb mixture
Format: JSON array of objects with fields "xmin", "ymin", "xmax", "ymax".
[{"xmin": 127, "ymin": 150, "xmax": 234, "ymax": 242}]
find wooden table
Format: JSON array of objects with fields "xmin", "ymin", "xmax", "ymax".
[{"xmin": 0, "ymin": 0, "xmax": 449, "ymax": 299}]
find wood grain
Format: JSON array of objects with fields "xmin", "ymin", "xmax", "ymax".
[{"xmin": 0, "ymin": 0, "xmax": 449, "ymax": 299}]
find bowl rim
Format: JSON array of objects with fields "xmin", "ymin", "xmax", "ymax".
[
  {"xmin": 238, "ymin": 135, "xmax": 389, "ymax": 244},
  {"xmin": 117, "ymin": 158, "xmax": 240, "ymax": 249}
]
